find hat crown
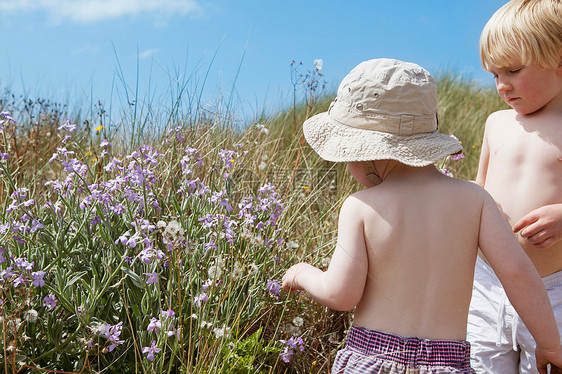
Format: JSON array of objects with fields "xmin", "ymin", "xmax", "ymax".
[{"xmin": 330, "ymin": 59, "xmax": 438, "ymax": 135}]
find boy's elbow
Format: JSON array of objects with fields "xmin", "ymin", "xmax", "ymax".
[
  {"xmin": 322, "ymin": 287, "xmax": 362, "ymax": 311},
  {"xmin": 323, "ymin": 297, "xmax": 356, "ymax": 312},
  {"xmin": 330, "ymin": 301, "xmax": 357, "ymax": 312}
]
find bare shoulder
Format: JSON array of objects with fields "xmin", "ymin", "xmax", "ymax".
[
  {"xmin": 341, "ymin": 191, "xmax": 370, "ymax": 212},
  {"xmin": 336, "ymin": 193, "xmax": 371, "ymax": 229},
  {"xmin": 444, "ymin": 176, "xmax": 490, "ymax": 201},
  {"xmin": 486, "ymin": 109, "xmax": 517, "ymax": 127}
]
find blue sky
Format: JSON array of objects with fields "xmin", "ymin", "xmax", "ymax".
[{"xmin": 0, "ymin": 0, "xmax": 507, "ymax": 125}]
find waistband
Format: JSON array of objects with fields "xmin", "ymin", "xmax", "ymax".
[
  {"xmin": 475, "ymin": 256, "xmax": 562, "ymax": 289},
  {"xmin": 346, "ymin": 326, "xmax": 472, "ymax": 368}
]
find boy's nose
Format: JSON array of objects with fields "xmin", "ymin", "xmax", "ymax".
[{"xmin": 495, "ymin": 77, "xmax": 511, "ymax": 93}]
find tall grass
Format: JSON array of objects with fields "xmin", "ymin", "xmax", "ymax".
[{"xmin": 0, "ymin": 70, "xmax": 506, "ymax": 373}]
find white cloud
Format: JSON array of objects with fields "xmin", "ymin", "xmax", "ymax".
[
  {"xmin": 0, "ymin": 0, "xmax": 202, "ymax": 23},
  {"xmin": 139, "ymin": 48, "xmax": 158, "ymax": 59},
  {"xmin": 71, "ymin": 43, "xmax": 100, "ymax": 56}
]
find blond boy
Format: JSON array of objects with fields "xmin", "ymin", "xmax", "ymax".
[
  {"xmin": 282, "ymin": 58, "xmax": 562, "ymax": 374},
  {"xmin": 467, "ymin": 0, "xmax": 562, "ymax": 373}
]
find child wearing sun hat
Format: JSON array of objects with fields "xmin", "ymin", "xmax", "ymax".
[{"xmin": 281, "ymin": 58, "xmax": 562, "ymax": 373}]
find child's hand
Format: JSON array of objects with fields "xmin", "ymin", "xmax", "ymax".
[
  {"xmin": 282, "ymin": 263, "xmax": 309, "ymax": 294},
  {"xmin": 513, "ymin": 204, "xmax": 562, "ymax": 248},
  {"xmin": 536, "ymin": 345, "xmax": 562, "ymax": 374}
]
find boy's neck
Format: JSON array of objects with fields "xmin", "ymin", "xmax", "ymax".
[{"xmin": 378, "ymin": 162, "xmax": 438, "ymax": 182}]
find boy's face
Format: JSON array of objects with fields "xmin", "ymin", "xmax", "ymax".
[{"xmin": 490, "ymin": 62, "xmax": 562, "ymax": 115}]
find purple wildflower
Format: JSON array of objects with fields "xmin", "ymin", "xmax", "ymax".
[
  {"xmin": 32, "ymin": 271, "xmax": 46, "ymax": 287},
  {"xmin": 280, "ymin": 348, "xmax": 293, "ymax": 363},
  {"xmin": 13, "ymin": 274, "xmax": 26, "ymax": 288},
  {"xmin": 452, "ymin": 153, "xmax": 465, "ymax": 161},
  {"xmin": 279, "ymin": 336, "xmax": 305, "ymax": 363},
  {"xmin": 100, "ymin": 139, "xmax": 111, "ymax": 148},
  {"xmin": 267, "ymin": 279, "xmax": 281, "ymax": 295},
  {"xmin": 142, "ymin": 340, "xmax": 161, "ymax": 361},
  {"xmin": 100, "ymin": 322, "xmax": 124, "ymax": 352},
  {"xmin": 115, "ymin": 231, "xmax": 131, "ymax": 245},
  {"xmin": 194, "ymin": 293, "xmax": 208, "ymax": 307},
  {"xmin": 161, "ymin": 309, "xmax": 175, "ymax": 318},
  {"xmin": 14, "ymin": 257, "xmax": 34, "ymax": 270},
  {"xmin": 147, "ymin": 317, "xmax": 161, "ymax": 332},
  {"xmin": 30, "ymin": 219, "xmax": 43, "ymax": 233},
  {"xmin": 144, "ymin": 272, "xmax": 159, "ymax": 285},
  {"xmin": 0, "ymin": 266, "xmax": 14, "ymax": 281},
  {"xmin": 43, "ymin": 294, "xmax": 57, "ymax": 309},
  {"xmin": 58, "ymin": 119, "xmax": 77, "ymax": 132}
]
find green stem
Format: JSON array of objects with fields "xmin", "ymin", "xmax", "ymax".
[{"xmin": 30, "ymin": 322, "xmax": 83, "ymax": 362}]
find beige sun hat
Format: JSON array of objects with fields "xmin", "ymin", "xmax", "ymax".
[{"xmin": 303, "ymin": 58, "xmax": 462, "ymax": 166}]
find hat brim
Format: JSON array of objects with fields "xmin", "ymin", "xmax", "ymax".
[{"xmin": 303, "ymin": 112, "xmax": 463, "ymax": 167}]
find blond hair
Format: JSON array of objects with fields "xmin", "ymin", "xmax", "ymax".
[{"xmin": 480, "ymin": 0, "xmax": 562, "ymax": 71}]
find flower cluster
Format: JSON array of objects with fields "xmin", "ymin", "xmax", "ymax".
[
  {"xmin": 279, "ymin": 336, "xmax": 305, "ymax": 363},
  {"xmin": 0, "ymin": 254, "xmax": 46, "ymax": 290},
  {"xmin": 98, "ymin": 321, "xmax": 125, "ymax": 352},
  {"xmin": 0, "ymin": 110, "xmax": 300, "ymax": 371},
  {"xmin": 142, "ymin": 309, "xmax": 180, "ymax": 361}
]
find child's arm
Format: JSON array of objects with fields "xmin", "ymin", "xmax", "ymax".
[
  {"xmin": 474, "ymin": 123, "xmax": 491, "ymax": 188},
  {"xmin": 536, "ymin": 346, "xmax": 562, "ymax": 374},
  {"xmin": 478, "ymin": 192, "xmax": 562, "ymax": 366},
  {"xmin": 282, "ymin": 195, "xmax": 368, "ymax": 311},
  {"xmin": 512, "ymin": 204, "xmax": 562, "ymax": 248}
]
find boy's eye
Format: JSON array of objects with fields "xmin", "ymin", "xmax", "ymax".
[{"xmin": 509, "ymin": 67, "xmax": 524, "ymax": 74}]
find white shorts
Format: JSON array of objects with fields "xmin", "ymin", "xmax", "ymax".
[{"xmin": 467, "ymin": 257, "xmax": 562, "ymax": 374}]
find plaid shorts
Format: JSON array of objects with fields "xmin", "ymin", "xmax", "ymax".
[{"xmin": 331, "ymin": 326, "xmax": 476, "ymax": 374}]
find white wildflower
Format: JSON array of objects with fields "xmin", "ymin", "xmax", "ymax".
[
  {"xmin": 314, "ymin": 59, "xmax": 323, "ymax": 71},
  {"xmin": 247, "ymin": 263, "xmax": 259, "ymax": 275},
  {"xmin": 255, "ymin": 123, "xmax": 269, "ymax": 135},
  {"xmin": 208, "ymin": 265, "xmax": 222, "ymax": 279},
  {"xmin": 328, "ymin": 333, "xmax": 341, "ymax": 345},
  {"xmin": 285, "ymin": 323, "xmax": 302, "ymax": 336},
  {"xmin": 258, "ymin": 161, "xmax": 267, "ymax": 171},
  {"xmin": 90, "ymin": 321, "xmax": 105, "ymax": 335},
  {"xmin": 232, "ymin": 262, "xmax": 244, "ymax": 279},
  {"xmin": 25, "ymin": 309, "xmax": 38, "ymax": 323},
  {"xmin": 165, "ymin": 220, "xmax": 181, "ymax": 237},
  {"xmin": 185, "ymin": 240, "xmax": 197, "ymax": 254},
  {"xmin": 250, "ymin": 235, "xmax": 264, "ymax": 247},
  {"xmin": 213, "ymin": 324, "xmax": 231, "ymax": 339},
  {"xmin": 292, "ymin": 316, "xmax": 304, "ymax": 327},
  {"xmin": 214, "ymin": 255, "xmax": 226, "ymax": 268},
  {"xmin": 286, "ymin": 241, "xmax": 299, "ymax": 250}
]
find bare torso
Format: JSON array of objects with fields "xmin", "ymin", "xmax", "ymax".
[
  {"xmin": 478, "ymin": 109, "xmax": 562, "ymax": 276},
  {"xmin": 350, "ymin": 167, "xmax": 483, "ymax": 340}
]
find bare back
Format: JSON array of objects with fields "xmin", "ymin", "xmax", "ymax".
[
  {"xmin": 477, "ymin": 109, "xmax": 562, "ymax": 276},
  {"xmin": 350, "ymin": 166, "xmax": 488, "ymax": 340}
]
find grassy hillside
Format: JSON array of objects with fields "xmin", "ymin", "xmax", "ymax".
[{"xmin": 0, "ymin": 75, "xmax": 506, "ymax": 373}]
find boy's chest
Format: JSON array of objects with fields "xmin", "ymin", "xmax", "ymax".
[{"xmin": 488, "ymin": 122, "xmax": 562, "ymax": 169}]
